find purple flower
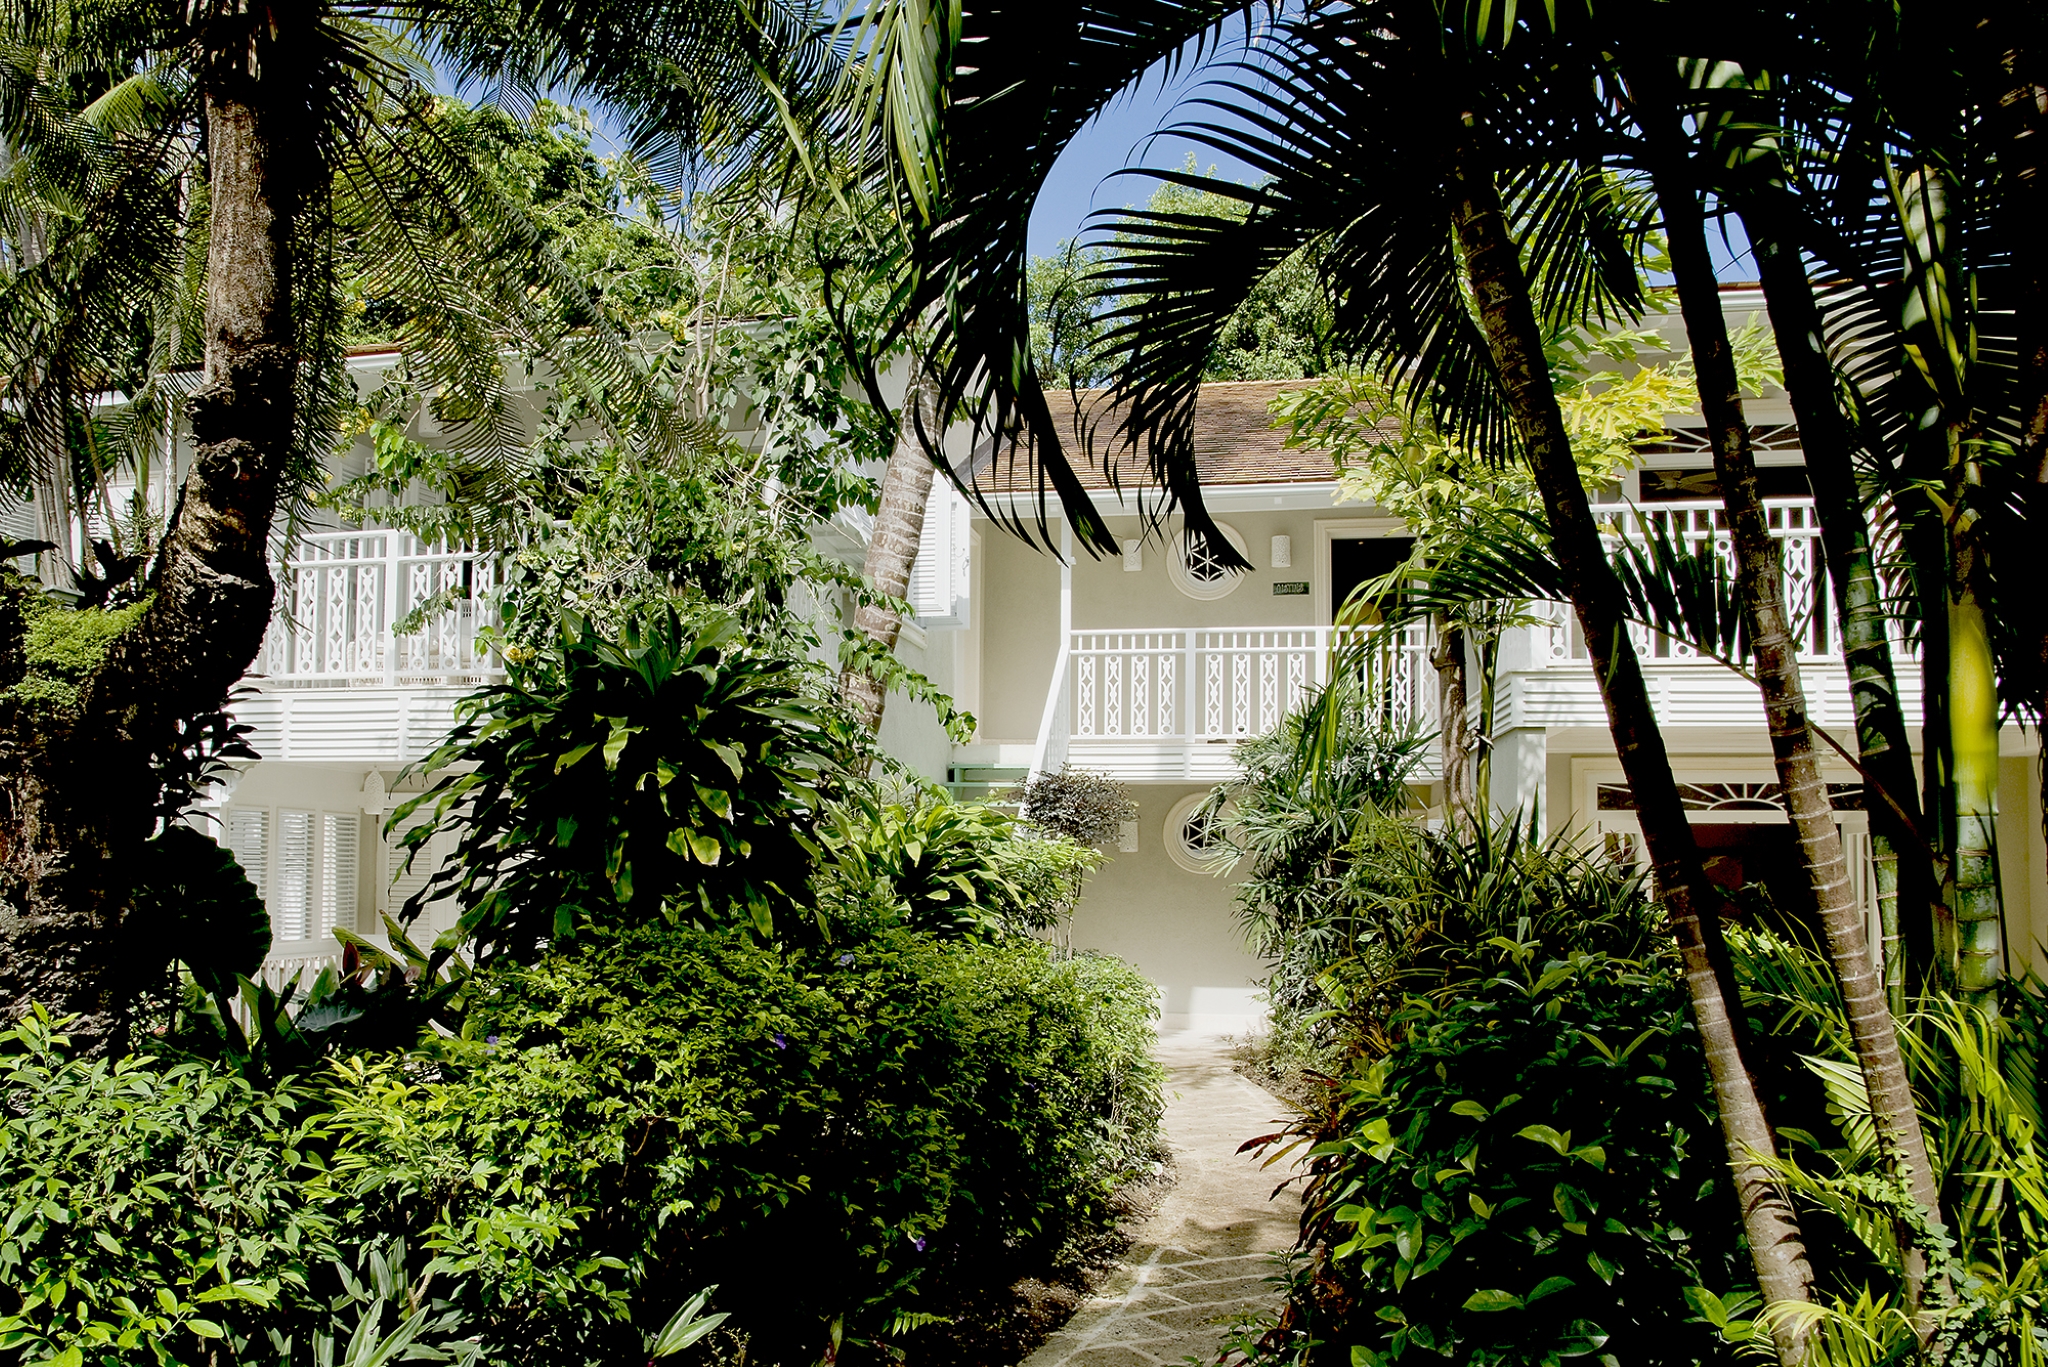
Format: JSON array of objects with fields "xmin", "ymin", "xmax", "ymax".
[
  {"xmin": 910, "ymin": 1235, "xmax": 927, "ymax": 1252},
  {"xmin": 486, "ymin": 1034, "xmax": 500, "ymax": 1046},
  {"xmin": 771, "ymin": 1032, "xmax": 789, "ymax": 1050},
  {"xmin": 836, "ymin": 952, "xmax": 856, "ymax": 967}
]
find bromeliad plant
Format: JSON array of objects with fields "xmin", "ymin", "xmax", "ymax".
[{"xmin": 393, "ymin": 607, "xmax": 839, "ymax": 963}]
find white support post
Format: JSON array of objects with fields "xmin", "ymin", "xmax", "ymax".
[
  {"xmin": 1027, "ymin": 521, "xmax": 1076, "ymax": 782},
  {"xmin": 382, "ymin": 531, "xmax": 401, "ymax": 686}
]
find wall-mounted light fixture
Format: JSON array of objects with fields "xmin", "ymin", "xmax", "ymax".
[
  {"xmin": 1270, "ymin": 534, "xmax": 1293, "ymax": 569},
  {"xmin": 1122, "ymin": 538, "xmax": 1144, "ymax": 572}
]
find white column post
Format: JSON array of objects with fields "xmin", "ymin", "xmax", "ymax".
[{"xmin": 382, "ymin": 531, "xmax": 401, "ymax": 686}]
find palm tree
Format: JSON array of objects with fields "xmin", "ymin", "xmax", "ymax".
[
  {"xmin": 0, "ymin": 0, "xmax": 833, "ymax": 1050},
  {"xmin": 841, "ymin": 360, "xmax": 940, "ymax": 731},
  {"xmin": 863, "ymin": 0, "xmax": 1820, "ymax": 1344},
  {"xmin": 1623, "ymin": 49, "xmax": 1943, "ymax": 1295}
]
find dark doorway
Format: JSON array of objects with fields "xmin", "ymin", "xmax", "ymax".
[
  {"xmin": 1330, "ymin": 536, "xmax": 1415, "ymax": 624},
  {"xmin": 1693, "ymin": 822, "xmax": 1824, "ymax": 943}
]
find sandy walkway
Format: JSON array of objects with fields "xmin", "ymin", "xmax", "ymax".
[{"xmin": 1022, "ymin": 1032, "xmax": 1301, "ymax": 1367}]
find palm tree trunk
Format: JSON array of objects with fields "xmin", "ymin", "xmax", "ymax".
[
  {"xmin": 1443, "ymin": 124, "xmax": 1815, "ymax": 1350},
  {"xmin": 1746, "ymin": 227, "xmax": 1935, "ymax": 1008},
  {"xmin": 840, "ymin": 364, "xmax": 939, "ymax": 732},
  {"xmin": 1639, "ymin": 86, "xmax": 1946, "ymax": 1289},
  {"xmin": 1947, "ymin": 529, "xmax": 2005, "ymax": 1004},
  {"xmin": 1433, "ymin": 615, "xmax": 1472, "ymax": 827},
  {"xmin": 0, "ymin": 14, "xmax": 305, "ymax": 1052},
  {"xmin": 1983, "ymin": 22, "xmax": 2048, "ymax": 975}
]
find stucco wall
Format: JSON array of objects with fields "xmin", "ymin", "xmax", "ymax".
[
  {"xmin": 1067, "ymin": 782, "xmax": 1266, "ymax": 1034},
  {"xmin": 976, "ymin": 529, "xmax": 1063, "ymax": 742}
]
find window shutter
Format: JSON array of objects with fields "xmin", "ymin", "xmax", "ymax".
[
  {"xmin": 276, "ymin": 810, "xmax": 315, "ymax": 942},
  {"xmin": 223, "ymin": 808, "xmax": 270, "ymax": 903},
  {"xmin": 908, "ymin": 485, "xmax": 968, "ymax": 626},
  {"xmin": 384, "ymin": 815, "xmax": 449, "ymax": 923},
  {"xmin": 319, "ymin": 812, "xmax": 359, "ymax": 940}
]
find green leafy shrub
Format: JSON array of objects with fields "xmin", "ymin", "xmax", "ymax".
[
  {"xmin": 818, "ymin": 790, "xmax": 1102, "ymax": 935},
  {"xmin": 0, "ymin": 584, "xmax": 149, "ymax": 712},
  {"xmin": 1239, "ymin": 800, "xmax": 1657, "ymax": 1081},
  {"xmin": 1727, "ymin": 933, "xmax": 2048, "ymax": 1367},
  {"xmin": 396, "ymin": 607, "xmax": 839, "ymax": 960},
  {"xmin": 321, "ymin": 922, "xmax": 1164, "ymax": 1364},
  {"xmin": 0, "ymin": 1009, "xmax": 339, "ymax": 1366},
  {"xmin": 1212, "ymin": 705, "xmax": 1430, "ymax": 1061},
  {"xmin": 1252, "ymin": 951, "xmax": 1745, "ymax": 1367}
]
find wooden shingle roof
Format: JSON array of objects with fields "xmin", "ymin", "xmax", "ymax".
[{"xmin": 970, "ymin": 380, "xmax": 1337, "ymax": 498}]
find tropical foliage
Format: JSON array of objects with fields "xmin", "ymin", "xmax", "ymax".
[
  {"xmin": 1250, "ymin": 952, "xmax": 1746, "ymax": 1367},
  {"xmin": 393, "ymin": 608, "xmax": 838, "ymax": 960}
]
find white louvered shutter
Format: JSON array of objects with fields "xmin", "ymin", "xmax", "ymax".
[
  {"xmin": 276, "ymin": 810, "xmax": 315, "ymax": 941},
  {"xmin": 384, "ymin": 814, "xmax": 451, "ymax": 926},
  {"xmin": 223, "ymin": 808, "xmax": 270, "ymax": 902},
  {"xmin": 319, "ymin": 812, "xmax": 359, "ymax": 939},
  {"xmin": 907, "ymin": 485, "xmax": 969, "ymax": 627}
]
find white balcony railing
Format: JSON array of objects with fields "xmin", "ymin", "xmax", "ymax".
[
  {"xmin": 1542, "ymin": 498, "xmax": 1837, "ymax": 665},
  {"xmin": 258, "ymin": 530, "xmax": 502, "ymax": 686},
  {"xmin": 1068, "ymin": 624, "xmax": 1436, "ymax": 743}
]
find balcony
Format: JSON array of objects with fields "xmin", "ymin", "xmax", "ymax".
[
  {"xmin": 1514, "ymin": 497, "xmax": 1922, "ymax": 730},
  {"xmin": 1036, "ymin": 624, "xmax": 1440, "ymax": 782},
  {"xmin": 230, "ymin": 530, "xmax": 503, "ymax": 764},
  {"xmin": 1027, "ymin": 498, "xmax": 1933, "ymax": 783}
]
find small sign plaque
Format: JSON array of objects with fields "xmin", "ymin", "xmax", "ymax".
[{"xmin": 1272, "ymin": 581, "xmax": 1310, "ymax": 596}]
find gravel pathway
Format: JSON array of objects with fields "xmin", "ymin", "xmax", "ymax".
[{"xmin": 1022, "ymin": 1032, "xmax": 1301, "ymax": 1367}]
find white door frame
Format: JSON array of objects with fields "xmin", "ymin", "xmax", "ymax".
[{"xmin": 1314, "ymin": 517, "xmax": 1410, "ymax": 623}]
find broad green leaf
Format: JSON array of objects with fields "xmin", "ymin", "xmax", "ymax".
[
  {"xmin": 1556, "ymin": 1320, "xmax": 1610, "ymax": 1357},
  {"xmin": 1462, "ymin": 1289, "xmax": 1523, "ymax": 1312}
]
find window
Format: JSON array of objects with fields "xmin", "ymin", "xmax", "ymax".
[
  {"xmin": 320, "ymin": 812, "xmax": 358, "ymax": 941},
  {"xmin": 1167, "ymin": 521, "xmax": 1250, "ymax": 601},
  {"xmin": 277, "ymin": 809, "xmax": 315, "ymax": 940},
  {"xmin": 1164, "ymin": 792, "xmax": 1235, "ymax": 875},
  {"xmin": 244, "ymin": 807, "xmax": 359, "ymax": 944},
  {"xmin": 223, "ymin": 807, "xmax": 269, "ymax": 902}
]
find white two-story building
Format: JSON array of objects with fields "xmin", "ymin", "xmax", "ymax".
[
  {"xmin": 904, "ymin": 289, "xmax": 2048, "ymax": 1032},
  {"xmin": 11, "ymin": 289, "xmax": 2042, "ymax": 1033}
]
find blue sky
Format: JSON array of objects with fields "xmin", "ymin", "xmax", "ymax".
[{"xmin": 1024, "ymin": 44, "xmax": 1262, "ymax": 258}]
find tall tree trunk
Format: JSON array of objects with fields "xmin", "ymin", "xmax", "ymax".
[
  {"xmin": 1433, "ymin": 615, "xmax": 1472, "ymax": 827},
  {"xmin": 1896, "ymin": 156, "xmax": 2005, "ymax": 1004},
  {"xmin": 1637, "ymin": 73, "xmax": 1945, "ymax": 1296},
  {"xmin": 1745, "ymin": 226, "xmax": 1934, "ymax": 1007},
  {"xmin": 1443, "ymin": 123, "xmax": 1815, "ymax": 1351},
  {"xmin": 0, "ymin": 10, "xmax": 305, "ymax": 1052},
  {"xmin": 1947, "ymin": 525, "xmax": 2005, "ymax": 1003},
  {"xmin": 1983, "ymin": 18, "xmax": 2048, "ymax": 965},
  {"xmin": 840, "ymin": 364, "xmax": 938, "ymax": 732}
]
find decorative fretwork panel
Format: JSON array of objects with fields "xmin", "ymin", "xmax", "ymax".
[
  {"xmin": 262, "ymin": 531, "xmax": 502, "ymax": 684},
  {"xmin": 1069, "ymin": 625, "xmax": 1436, "ymax": 743},
  {"xmin": 1537, "ymin": 498, "xmax": 1885, "ymax": 666}
]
